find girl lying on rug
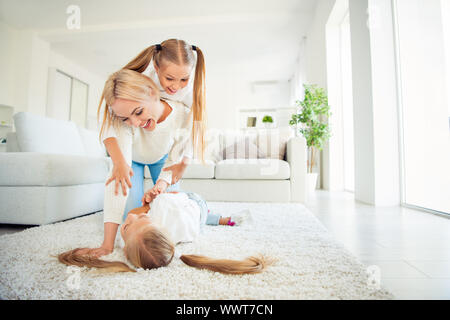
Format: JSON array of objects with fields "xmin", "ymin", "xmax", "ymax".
[{"xmin": 58, "ymin": 191, "xmax": 271, "ymax": 275}]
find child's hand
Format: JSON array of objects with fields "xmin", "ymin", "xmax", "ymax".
[
  {"xmin": 153, "ymin": 179, "xmax": 169, "ymax": 194},
  {"xmin": 141, "ymin": 190, "xmax": 156, "ymax": 205},
  {"xmin": 141, "ymin": 180, "xmax": 169, "ymax": 204}
]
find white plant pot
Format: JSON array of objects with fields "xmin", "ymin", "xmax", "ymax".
[
  {"xmin": 306, "ymin": 173, "xmax": 318, "ymax": 195},
  {"xmin": 264, "ymin": 122, "xmax": 273, "ymax": 129}
]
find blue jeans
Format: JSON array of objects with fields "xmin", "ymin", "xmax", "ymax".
[
  {"xmin": 184, "ymin": 192, "xmax": 221, "ymax": 229},
  {"xmin": 123, "ymin": 154, "xmax": 180, "ymax": 221}
]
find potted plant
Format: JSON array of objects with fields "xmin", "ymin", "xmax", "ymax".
[
  {"xmin": 289, "ymin": 84, "xmax": 331, "ymax": 194},
  {"xmin": 262, "ymin": 115, "xmax": 274, "ymax": 128}
]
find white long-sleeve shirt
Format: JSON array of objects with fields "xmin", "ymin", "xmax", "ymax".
[
  {"xmin": 103, "ymin": 99, "xmax": 193, "ymax": 225},
  {"xmin": 147, "ymin": 192, "xmax": 201, "ymax": 244}
]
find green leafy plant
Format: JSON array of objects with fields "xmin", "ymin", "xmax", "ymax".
[
  {"xmin": 289, "ymin": 84, "xmax": 332, "ymax": 173},
  {"xmin": 262, "ymin": 115, "xmax": 273, "ymax": 123}
]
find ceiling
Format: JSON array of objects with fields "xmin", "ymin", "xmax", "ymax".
[{"xmin": 0, "ymin": 0, "xmax": 317, "ymax": 80}]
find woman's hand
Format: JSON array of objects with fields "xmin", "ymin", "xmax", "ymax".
[
  {"xmin": 106, "ymin": 160, "xmax": 133, "ymax": 196},
  {"xmin": 162, "ymin": 158, "xmax": 189, "ymax": 184}
]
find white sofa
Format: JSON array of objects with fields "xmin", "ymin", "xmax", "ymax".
[
  {"xmin": 144, "ymin": 127, "xmax": 308, "ymax": 203},
  {"xmin": 0, "ymin": 112, "xmax": 111, "ymax": 225},
  {"xmin": 0, "ymin": 112, "xmax": 307, "ymax": 225}
]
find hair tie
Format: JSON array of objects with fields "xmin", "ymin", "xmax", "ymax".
[
  {"xmin": 192, "ymin": 45, "xmax": 197, "ymax": 51},
  {"xmin": 155, "ymin": 44, "xmax": 162, "ymax": 51},
  {"xmin": 174, "ymin": 249, "xmax": 182, "ymax": 259}
]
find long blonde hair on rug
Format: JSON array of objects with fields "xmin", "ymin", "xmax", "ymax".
[{"xmin": 58, "ymin": 225, "xmax": 273, "ymax": 275}]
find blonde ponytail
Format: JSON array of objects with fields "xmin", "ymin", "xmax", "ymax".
[
  {"xmin": 180, "ymin": 254, "xmax": 272, "ymax": 275},
  {"xmin": 123, "ymin": 45, "xmax": 157, "ymax": 73},
  {"xmin": 58, "ymin": 248, "xmax": 136, "ymax": 273},
  {"xmin": 191, "ymin": 46, "xmax": 207, "ymax": 162},
  {"xmin": 58, "ymin": 248, "xmax": 272, "ymax": 275}
]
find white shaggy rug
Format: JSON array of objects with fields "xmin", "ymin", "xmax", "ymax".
[{"xmin": 0, "ymin": 202, "xmax": 394, "ymax": 299}]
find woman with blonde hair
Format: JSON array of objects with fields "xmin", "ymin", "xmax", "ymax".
[
  {"xmin": 92, "ymin": 39, "xmax": 207, "ymax": 258},
  {"xmin": 58, "ymin": 192, "xmax": 268, "ymax": 275},
  {"xmin": 92, "ymin": 65, "xmax": 197, "ymax": 258},
  {"xmin": 100, "ymin": 39, "xmax": 206, "ymax": 196}
]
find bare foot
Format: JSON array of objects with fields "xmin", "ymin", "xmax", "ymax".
[{"xmin": 219, "ymin": 217, "xmax": 233, "ymax": 226}]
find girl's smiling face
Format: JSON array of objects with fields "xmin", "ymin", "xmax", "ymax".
[
  {"xmin": 155, "ymin": 61, "xmax": 191, "ymax": 95},
  {"xmin": 110, "ymin": 98, "xmax": 163, "ymax": 130}
]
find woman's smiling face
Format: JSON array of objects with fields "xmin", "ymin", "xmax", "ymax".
[{"xmin": 110, "ymin": 98, "xmax": 163, "ymax": 130}]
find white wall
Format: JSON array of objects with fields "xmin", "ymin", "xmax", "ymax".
[
  {"xmin": 206, "ymin": 62, "xmax": 292, "ymax": 130},
  {"xmin": 48, "ymin": 50, "xmax": 104, "ymax": 130},
  {"xmin": 304, "ymin": 0, "xmax": 336, "ymax": 189},
  {"xmin": 0, "ymin": 20, "xmax": 16, "ymax": 108},
  {"xmin": 0, "ymin": 21, "xmax": 49, "ymax": 115},
  {"xmin": 347, "ymin": 0, "xmax": 400, "ymax": 206},
  {"xmin": 306, "ymin": 0, "xmax": 336, "ymax": 89},
  {"xmin": 0, "ymin": 18, "xmax": 104, "ymax": 131}
]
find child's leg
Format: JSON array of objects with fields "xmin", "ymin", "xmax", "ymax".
[
  {"xmin": 206, "ymin": 210, "xmax": 234, "ymax": 226},
  {"xmin": 205, "ymin": 210, "xmax": 221, "ymax": 226},
  {"xmin": 184, "ymin": 191, "xmax": 234, "ymax": 226},
  {"xmin": 123, "ymin": 161, "xmax": 145, "ymax": 221}
]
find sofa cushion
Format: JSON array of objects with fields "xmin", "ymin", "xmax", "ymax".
[
  {"xmin": 77, "ymin": 127, "xmax": 107, "ymax": 157},
  {"xmin": 183, "ymin": 159, "xmax": 215, "ymax": 178},
  {"xmin": 14, "ymin": 112, "xmax": 86, "ymax": 156},
  {"xmin": 0, "ymin": 152, "xmax": 109, "ymax": 186},
  {"xmin": 215, "ymin": 159, "xmax": 290, "ymax": 180},
  {"xmin": 220, "ymin": 130, "xmax": 258, "ymax": 160},
  {"xmin": 222, "ymin": 137, "xmax": 266, "ymax": 160},
  {"xmin": 256, "ymin": 127, "xmax": 295, "ymax": 160},
  {"xmin": 203, "ymin": 129, "xmax": 222, "ymax": 162}
]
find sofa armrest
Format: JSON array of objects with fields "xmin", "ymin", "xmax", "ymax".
[
  {"xmin": 0, "ymin": 152, "xmax": 110, "ymax": 186},
  {"xmin": 6, "ymin": 132, "xmax": 19, "ymax": 152},
  {"xmin": 286, "ymin": 136, "xmax": 307, "ymax": 203}
]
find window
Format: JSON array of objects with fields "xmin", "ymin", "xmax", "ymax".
[
  {"xmin": 46, "ymin": 68, "xmax": 89, "ymax": 128},
  {"xmin": 394, "ymin": 0, "xmax": 450, "ymax": 215}
]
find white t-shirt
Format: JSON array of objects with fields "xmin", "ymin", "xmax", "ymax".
[
  {"xmin": 102, "ymin": 100, "xmax": 193, "ymax": 225},
  {"xmin": 144, "ymin": 60, "xmax": 195, "ymax": 109},
  {"xmin": 102, "ymin": 99, "xmax": 193, "ymax": 185},
  {"xmin": 147, "ymin": 193, "xmax": 201, "ymax": 244}
]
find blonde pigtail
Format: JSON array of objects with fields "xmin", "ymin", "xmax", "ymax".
[
  {"xmin": 179, "ymin": 254, "xmax": 273, "ymax": 275},
  {"xmin": 58, "ymin": 248, "xmax": 136, "ymax": 273},
  {"xmin": 191, "ymin": 46, "xmax": 207, "ymax": 162}
]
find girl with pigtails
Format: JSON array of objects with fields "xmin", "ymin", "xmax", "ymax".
[
  {"xmin": 59, "ymin": 191, "xmax": 269, "ymax": 275},
  {"xmin": 90, "ymin": 39, "xmax": 212, "ymax": 258}
]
